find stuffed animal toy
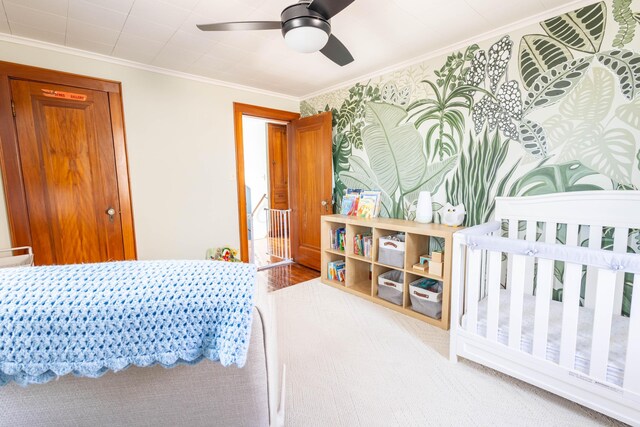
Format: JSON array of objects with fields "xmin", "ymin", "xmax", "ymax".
[
  {"xmin": 206, "ymin": 247, "xmax": 241, "ymax": 262},
  {"xmin": 441, "ymin": 203, "xmax": 466, "ymax": 227}
]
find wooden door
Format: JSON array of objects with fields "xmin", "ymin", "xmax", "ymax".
[
  {"xmin": 288, "ymin": 112, "xmax": 333, "ymax": 271},
  {"xmin": 10, "ymin": 79, "xmax": 126, "ymax": 265},
  {"xmin": 267, "ymin": 123, "xmax": 289, "ymax": 211}
]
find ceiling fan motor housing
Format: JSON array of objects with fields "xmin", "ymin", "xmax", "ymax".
[{"xmin": 280, "ymin": 3, "xmax": 331, "ymax": 39}]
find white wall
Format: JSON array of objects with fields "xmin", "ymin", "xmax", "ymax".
[
  {"xmin": 0, "ymin": 39, "xmax": 299, "ymax": 260},
  {"xmin": 242, "ymin": 116, "xmax": 269, "ymax": 240}
]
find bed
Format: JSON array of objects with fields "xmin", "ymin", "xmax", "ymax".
[
  {"xmin": 450, "ymin": 191, "xmax": 640, "ymax": 425},
  {"xmin": 0, "ymin": 260, "xmax": 284, "ymax": 427}
]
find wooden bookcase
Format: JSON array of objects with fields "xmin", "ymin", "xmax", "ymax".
[{"xmin": 321, "ymin": 214, "xmax": 459, "ymax": 330}]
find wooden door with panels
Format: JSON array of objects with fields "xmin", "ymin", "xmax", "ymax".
[
  {"xmin": 267, "ymin": 123, "xmax": 289, "ymax": 211},
  {"xmin": 0, "ymin": 62, "xmax": 136, "ymax": 265},
  {"xmin": 287, "ymin": 112, "xmax": 332, "ymax": 271},
  {"xmin": 267, "ymin": 123, "xmax": 289, "ymax": 245}
]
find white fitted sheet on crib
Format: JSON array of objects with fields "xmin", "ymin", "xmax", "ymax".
[{"xmin": 464, "ymin": 289, "xmax": 629, "ymax": 387}]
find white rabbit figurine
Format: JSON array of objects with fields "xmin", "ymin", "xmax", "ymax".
[{"xmin": 441, "ymin": 203, "xmax": 466, "ymax": 227}]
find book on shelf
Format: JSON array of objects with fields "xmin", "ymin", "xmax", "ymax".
[
  {"xmin": 340, "ymin": 194, "xmax": 359, "ymax": 215},
  {"xmin": 327, "ymin": 260, "xmax": 346, "ymax": 282},
  {"xmin": 329, "ymin": 227, "xmax": 346, "ymax": 251},
  {"xmin": 353, "ymin": 233, "xmax": 372, "ymax": 258},
  {"xmin": 341, "ymin": 189, "xmax": 363, "ymax": 216},
  {"xmin": 356, "ymin": 190, "xmax": 382, "ymax": 218}
]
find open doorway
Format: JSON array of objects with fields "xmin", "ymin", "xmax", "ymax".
[
  {"xmin": 243, "ymin": 116, "xmax": 291, "ymax": 268},
  {"xmin": 233, "ymin": 103, "xmax": 333, "ymax": 274},
  {"xmin": 233, "ymin": 103, "xmax": 299, "ymax": 269}
]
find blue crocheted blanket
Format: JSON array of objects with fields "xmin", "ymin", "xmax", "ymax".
[{"xmin": 0, "ymin": 260, "xmax": 257, "ymax": 386}]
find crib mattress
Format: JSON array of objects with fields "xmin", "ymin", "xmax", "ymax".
[{"xmin": 464, "ymin": 289, "xmax": 629, "ymax": 387}]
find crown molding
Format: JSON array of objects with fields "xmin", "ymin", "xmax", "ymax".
[
  {"xmin": 300, "ymin": 0, "xmax": 599, "ymax": 100},
  {"xmin": 0, "ymin": 32, "xmax": 300, "ymax": 102}
]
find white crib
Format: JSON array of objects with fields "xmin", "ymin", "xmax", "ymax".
[{"xmin": 450, "ymin": 191, "xmax": 640, "ymax": 425}]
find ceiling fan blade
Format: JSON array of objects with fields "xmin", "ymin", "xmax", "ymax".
[
  {"xmin": 197, "ymin": 21, "xmax": 282, "ymax": 31},
  {"xmin": 307, "ymin": 0, "xmax": 355, "ymax": 19},
  {"xmin": 320, "ymin": 34, "xmax": 353, "ymax": 66}
]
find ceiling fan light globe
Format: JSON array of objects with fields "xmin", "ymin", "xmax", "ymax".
[{"xmin": 284, "ymin": 26, "xmax": 330, "ymax": 53}]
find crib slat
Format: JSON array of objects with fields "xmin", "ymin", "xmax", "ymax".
[
  {"xmin": 531, "ymin": 222, "xmax": 557, "ymax": 359},
  {"xmin": 613, "ymin": 227, "xmax": 629, "ymax": 315},
  {"xmin": 559, "ymin": 262, "xmax": 582, "ymax": 369},
  {"xmin": 565, "ymin": 224, "xmax": 579, "ymax": 246},
  {"xmin": 465, "ymin": 248, "xmax": 483, "ymax": 335},
  {"xmin": 624, "ymin": 274, "xmax": 640, "ymax": 393},
  {"xmin": 533, "ymin": 257, "xmax": 554, "ymax": 359},
  {"xmin": 524, "ymin": 221, "xmax": 537, "ymax": 295},
  {"xmin": 506, "ymin": 219, "xmax": 519, "ymax": 291},
  {"xmin": 584, "ymin": 225, "xmax": 603, "ymax": 309},
  {"xmin": 560, "ymin": 224, "xmax": 580, "ymax": 369},
  {"xmin": 508, "ymin": 219, "xmax": 519, "ymax": 239},
  {"xmin": 486, "ymin": 250, "xmax": 502, "ymax": 342},
  {"xmin": 589, "ymin": 269, "xmax": 617, "ymax": 381},
  {"xmin": 544, "ymin": 222, "xmax": 557, "ymax": 244},
  {"xmin": 525, "ymin": 221, "xmax": 537, "ymax": 240},
  {"xmin": 508, "ymin": 254, "xmax": 526, "ymax": 350}
]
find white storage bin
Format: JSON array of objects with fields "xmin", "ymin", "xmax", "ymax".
[
  {"xmin": 378, "ymin": 234, "xmax": 405, "ymax": 268},
  {"xmin": 409, "ymin": 278, "xmax": 442, "ymax": 302},
  {"xmin": 377, "ymin": 270, "xmax": 404, "ymax": 305},
  {"xmin": 409, "ymin": 279, "xmax": 442, "ymax": 319}
]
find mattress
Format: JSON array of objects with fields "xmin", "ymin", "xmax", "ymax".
[{"xmin": 464, "ymin": 289, "xmax": 629, "ymax": 387}]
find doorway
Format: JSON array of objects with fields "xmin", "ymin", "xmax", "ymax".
[
  {"xmin": 233, "ymin": 103, "xmax": 299, "ymax": 268},
  {"xmin": 242, "ymin": 116, "xmax": 291, "ymax": 268},
  {"xmin": 233, "ymin": 104, "xmax": 333, "ymax": 272},
  {"xmin": 0, "ymin": 61, "xmax": 136, "ymax": 265}
]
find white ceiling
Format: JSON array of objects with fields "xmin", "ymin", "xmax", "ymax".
[{"xmin": 0, "ymin": 0, "xmax": 586, "ymax": 98}]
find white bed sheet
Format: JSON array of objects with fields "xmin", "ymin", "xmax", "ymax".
[{"xmin": 464, "ymin": 289, "xmax": 629, "ymax": 387}]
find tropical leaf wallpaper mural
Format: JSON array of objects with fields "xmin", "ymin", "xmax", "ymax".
[
  {"xmin": 301, "ymin": 0, "xmax": 640, "ymax": 315},
  {"xmin": 301, "ymin": 0, "xmax": 640, "ymax": 228}
]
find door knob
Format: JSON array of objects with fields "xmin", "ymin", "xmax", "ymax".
[
  {"xmin": 106, "ymin": 207, "xmax": 116, "ymax": 222},
  {"xmin": 321, "ymin": 200, "xmax": 328, "ymax": 206},
  {"xmin": 321, "ymin": 200, "xmax": 330, "ymax": 213}
]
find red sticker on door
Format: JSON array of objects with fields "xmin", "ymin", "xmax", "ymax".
[{"xmin": 41, "ymin": 89, "xmax": 87, "ymax": 101}]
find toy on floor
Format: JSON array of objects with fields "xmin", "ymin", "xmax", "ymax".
[{"xmin": 206, "ymin": 247, "xmax": 241, "ymax": 262}]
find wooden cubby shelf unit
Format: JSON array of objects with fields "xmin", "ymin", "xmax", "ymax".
[{"xmin": 321, "ymin": 214, "xmax": 459, "ymax": 330}]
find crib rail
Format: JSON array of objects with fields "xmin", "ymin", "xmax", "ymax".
[
  {"xmin": 460, "ymin": 222, "xmax": 640, "ymax": 272},
  {"xmin": 451, "ymin": 221, "xmax": 640, "ymax": 394}
]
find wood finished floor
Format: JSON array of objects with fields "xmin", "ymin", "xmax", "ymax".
[
  {"xmin": 253, "ymin": 237, "xmax": 290, "ymax": 267},
  {"xmin": 258, "ymin": 262, "xmax": 319, "ymax": 292}
]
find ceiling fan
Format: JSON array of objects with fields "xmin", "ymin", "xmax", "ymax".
[{"xmin": 197, "ymin": 0, "xmax": 355, "ymax": 66}]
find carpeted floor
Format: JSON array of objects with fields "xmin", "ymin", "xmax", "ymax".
[{"xmin": 273, "ymin": 279, "xmax": 624, "ymax": 427}]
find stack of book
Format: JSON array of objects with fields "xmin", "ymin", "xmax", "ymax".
[
  {"xmin": 353, "ymin": 233, "xmax": 372, "ymax": 258},
  {"xmin": 340, "ymin": 189, "xmax": 382, "ymax": 219},
  {"xmin": 327, "ymin": 260, "xmax": 346, "ymax": 282},
  {"xmin": 329, "ymin": 227, "xmax": 346, "ymax": 251}
]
